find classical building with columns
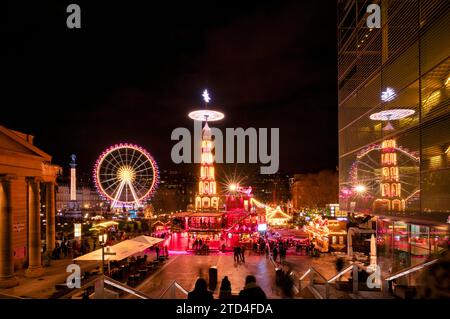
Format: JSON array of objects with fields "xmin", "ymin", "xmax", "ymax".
[{"xmin": 0, "ymin": 125, "xmax": 61, "ymax": 288}]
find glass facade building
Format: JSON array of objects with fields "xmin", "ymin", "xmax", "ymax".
[{"xmin": 338, "ymin": 0, "xmax": 450, "ymax": 269}]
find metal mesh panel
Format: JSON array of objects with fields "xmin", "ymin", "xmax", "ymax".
[{"xmin": 338, "ymin": 0, "xmax": 450, "ymax": 216}]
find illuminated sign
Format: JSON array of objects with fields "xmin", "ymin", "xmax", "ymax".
[
  {"xmin": 258, "ymin": 223, "xmax": 267, "ymax": 232},
  {"xmin": 74, "ymin": 223, "xmax": 82, "ymax": 239},
  {"xmin": 202, "ymin": 89, "xmax": 211, "ymax": 103},
  {"xmin": 381, "ymin": 87, "xmax": 396, "ymax": 102}
]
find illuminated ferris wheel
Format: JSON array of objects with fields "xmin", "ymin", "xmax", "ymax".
[
  {"xmin": 350, "ymin": 143, "xmax": 420, "ymax": 204},
  {"xmin": 94, "ymin": 144, "xmax": 159, "ymax": 208}
]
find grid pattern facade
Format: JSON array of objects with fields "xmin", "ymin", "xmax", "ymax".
[{"xmin": 338, "ymin": 0, "xmax": 450, "ymax": 222}]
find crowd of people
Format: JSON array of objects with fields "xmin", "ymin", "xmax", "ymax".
[
  {"xmin": 192, "ymin": 238, "xmax": 210, "ymax": 255},
  {"xmin": 187, "ymin": 275, "xmax": 267, "ymax": 301},
  {"xmin": 45, "ymin": 238, "xmax": 92, "ymax": 260},
  {"xmin": 266, "ymin": 237, "xmax": 320, "ymax": 262},
  {"xmin": 233, "ymin": 245, "xmax": 246, "ymax": 263}
]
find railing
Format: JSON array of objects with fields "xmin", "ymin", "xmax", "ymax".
[
  {"xmin": 0, "ymin": 293, "xmax": 30, "ymax": 299},
  {"xmin": 57, "ymin": 273, "xmax": 102, "ymax": 299},
  {"xmin": 297, "ymin": 258, "xmax": 440, "ymax": 299},
  {"xmin": 158, "ymin": 280, "xmax": 189, "ymax": 299},
  {"xmin": 297, "ymin": 263, "xmax": 370, "ymax": 299},
  {"xmin": 104, "ymin": 276, "xmax": 151, "ymax": 299},
  {"xmin": 59, "ymin": 275, "xmax": 152, "ymax": 299},
  {"xmin": 381, "ymin": 258, "xmax": 438, "ymax": 297},
  {"xmin": 297, "ymin": 266, "xmax": 331, "ymax": 298}
]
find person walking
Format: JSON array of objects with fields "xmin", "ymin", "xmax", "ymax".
[
  {"xmin": 240, "ymin": 245, "xmax": 246, "ymax": 263},
  {"xmin": 155, "ymin": 245, "xmax": 160, "ymax": 259},
  {"xmin": 193, "ymin": 238, "xmax": 198, "ymax": 250},
  {"xmin": 233, "ymin": 246, "xmax": 239, "ymax": 263},
  {"xmin": 61, "ymin": 241, "xmax": 67, "ymax": 258},
  {"xmin": 238, "ymin": 275, "xmax": 267, "ymax": 301},
  {"xmin": 280, "ymin": 246, "xmax": 286, "ymax": 264},
  {"xmin": 272, "ymin": 246, "xmax": 278, "ymax": 263},
  {"xmin": 236, "ymin": 246, "xmax": 242, "ymax": 263}
]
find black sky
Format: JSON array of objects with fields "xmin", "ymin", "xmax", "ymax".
[{"xmin": 2, "ymin": 0, "xmax": 337, "ymax": 177}]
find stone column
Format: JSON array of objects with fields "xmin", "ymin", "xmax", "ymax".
[
  {"xmin": 45, "ymin": 182, "xmax": 56, "ymax": 253},
  {"xmin": 25, "ymin": 178, "xmax": 44, "ymax": 277},
  {"xmin": 0, "ymin": 175, "xmax": 18, "ymax": 288}
]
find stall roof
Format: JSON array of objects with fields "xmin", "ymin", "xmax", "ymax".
[
  {"xmin": 170, "ymin": 212, "xmax": 193, "ymax": 218},
  {"xmin": 89, "ymin": 221, "xmax": 119, "ymax": 231},
  {"xmin": 73, "ymin": 236, "xmax": 164, "ymax": 261},
  {"xmin": 269, "ymin": 211, "xmax": 291, "ymax": 220},
  {"xmin": 189, "ymin": 212, "xmax": 225, "ymax": 218},
  {"xmin": 275, "ymin": 229, "xmax": 309, "ymax": 238}
]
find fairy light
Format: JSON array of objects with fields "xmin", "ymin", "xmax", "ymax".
[
  {"xmin": 354, "ymin": 184, "xmax": 367, "ymax": 194},
  {"xmin": 93, "ymin": 143, "xmax": 159, "ymax": 207},
  {"xmin": 370, "ymin": 109, "xmax": 415, "ymax": 121},
  {"xmin": 202, "ymin": 89, "xmax": 211, "ymax": 103},
  {"xmin": 381, "ymin": 87, "xmax": 396, "ymax": 102}
]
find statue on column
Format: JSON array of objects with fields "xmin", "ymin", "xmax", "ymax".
[{"xmin": 70, "ymin": 154, "xmax": 77, "ymax": 166}]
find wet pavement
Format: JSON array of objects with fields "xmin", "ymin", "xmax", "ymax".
[
  {"xmin": 0, "ymin": 258, "xmax": 99, "ymax": 299},
  {"xmin": 134, "ymin": 251, "xmax": 283, "ymax": 299},
  {"xmin": 133, "ymin": 250, "xmax": 384, "ymax": 299}
]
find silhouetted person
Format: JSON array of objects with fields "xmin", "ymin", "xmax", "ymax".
[
  {"xmin": 236, "ymin": 246, "xmax": 242, "ymax": 261},
  {"xmin": 193, "ymin": 239, "xmax": 198, "ymax": 250},
  {"xmin": 335, "ymin": 257, "xmax": 345, "ymax": 282},
  {"xmin": 233, "ymin": 246, "xmax": 239, "ymax": 263},
  {"xmin": 61, "ymin": 241, "xmax": 68, "ymax": 258},
  {"xmin": 219, "ymin": 276, "xmax": 232, "ymax": 299},
  {"xmin": 188, "ymin": 278, "xmax": 214, "ymax": 302},
  {"xmin": 155, "ymin": 246, "xmax": 160, "ymax": 259},
  {"xmin": 240, "ymin": 245, "xmax": 246, "ymax": 263},
  {"xmin": 239, "ymin": 275, "xmax": 267, "ymax": 301},
  {"xmin": 280, "ymin": 246, "xmax": 286, "ymax": 263},
  {"xmin": 272, "ymin": 247, "xmax": 278, "ymax": 262}
]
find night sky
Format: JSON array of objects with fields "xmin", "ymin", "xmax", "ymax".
[{"xmin": 2, "ymin": 0, "xmax": 337, "ymax": 177}]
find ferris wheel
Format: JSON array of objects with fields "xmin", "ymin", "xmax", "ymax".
[
  {"xmin": 94, "ymin": 143, "xmax": 159, "ymax": 208},
  {"xmin": 349, "ymin": 143, "xmax": 420, "ymax": 204}
]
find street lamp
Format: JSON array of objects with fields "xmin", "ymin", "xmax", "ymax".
[
  {"xmin": 98, "ymin": 232, "xmax": 107, "ymax": 274},
  {"xmin": 228, "ymin": 183, "xmax": 237, "ymax": 192},
  {"xmin": 354, "ymin": 184, "xmax": 367, "ymax": 194},
  {"xmin": 99, "ymin": 231, "xmax": 116, "ymax": 276}
]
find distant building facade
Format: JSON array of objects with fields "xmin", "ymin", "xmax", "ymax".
[
  {"xmin": 251, "ymin": 172, "xmax": 291, "ymax": 206},
  {"xmin": 338, "ymin": 0, "xmax": 450, "ymax": 269},
  {"xmin": 291, "ymin": 170, "xmax": 338, "ymax": 210},
  {"xmin": 0, "ymin": 126, "xmax": 61, "ymax": 287},
  {"xmin": 151, "ymin": 169, "xmax": 195, "ymax": 214},
  {"xmin": 56, "ymin": 184, "xmax": 103, "ymax": 211}
]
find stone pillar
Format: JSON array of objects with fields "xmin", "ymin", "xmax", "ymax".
[
  {"xmin": 45, "ymin": 182, "xmax": 56, "ymax": 253},
  {"xmin": 0, "ymin": 175, "xmax": 19, "ymax": 288},
  {"xmin": 25, "ymin": 178, "xmax": 44, "ymax": 277}
]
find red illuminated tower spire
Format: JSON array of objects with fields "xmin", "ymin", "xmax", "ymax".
[{"xmin": 188, "ymin": 90, "xmax": 224, "ymax": 211}]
